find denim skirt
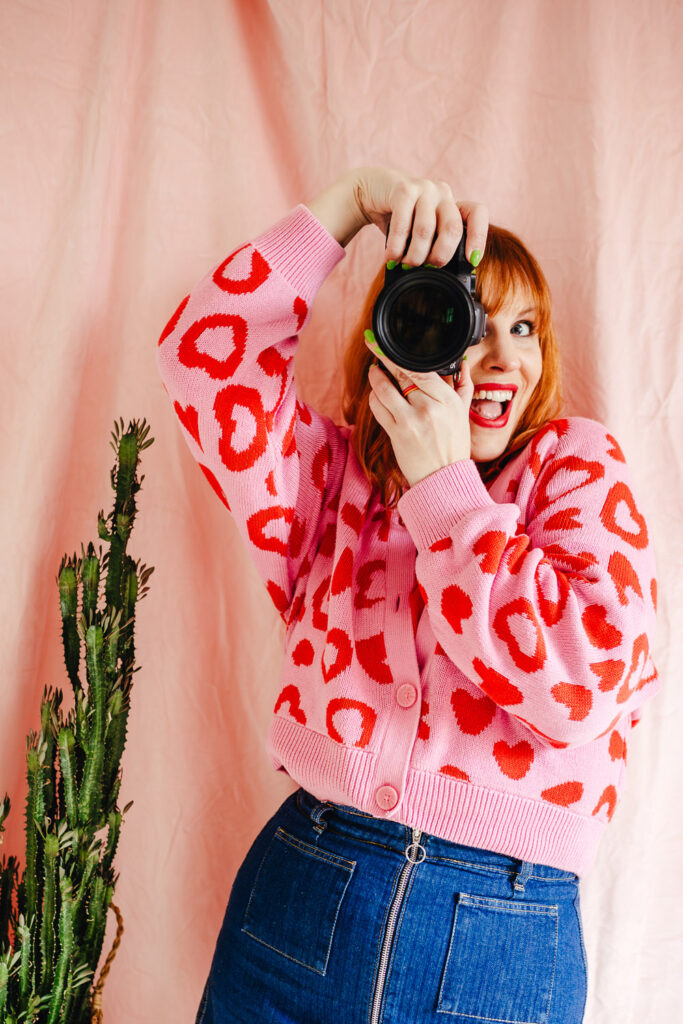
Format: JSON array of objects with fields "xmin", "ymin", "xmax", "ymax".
[{"xmin": 195, "ymin": 787, "xmax": 588, "ymax": 1024}]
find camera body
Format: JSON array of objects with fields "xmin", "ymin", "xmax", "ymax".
[{"xmin": 372, "ymin": 230, "xmax": 486, "ymax": 376}]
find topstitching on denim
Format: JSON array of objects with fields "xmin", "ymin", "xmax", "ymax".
[{"xmin": 295, "ymin": 788, "xmax": 579, "ymax": 885}]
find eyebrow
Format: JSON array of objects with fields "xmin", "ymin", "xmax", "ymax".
[{"xmin": 517, "ymin": 307, "xmax": 536, "ymax": 317}]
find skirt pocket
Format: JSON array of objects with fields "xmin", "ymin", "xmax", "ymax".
[
  {"xmin": 437, "ymin": 892, "xmax": 559, "ymax": 1023},
  {"xmin": 241, "ymin": 826, "xmax": 356, "ymax": 976}
]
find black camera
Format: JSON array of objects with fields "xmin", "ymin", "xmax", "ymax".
[{"xmin": 372, "ymin": 228, "xmax": 486, "ymax": 376}]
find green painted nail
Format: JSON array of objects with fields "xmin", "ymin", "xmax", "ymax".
[
  {"xmin": 386, "ymin": 259, "xmax": 397, "ymax": 269},
  {"xmin": 364, "ymin": 329, "xmax": 385, "ymax": 356},
  {"xmin": 401, "ymin": 263, "xmax": 410, "ymax": 270},
  {"xmin": 469, "ymin": 249, "xmax": 482, "ymax": 267},
  {"xmin": 425, "ymin": 263, "xmax": 437, "ymax": 269}
]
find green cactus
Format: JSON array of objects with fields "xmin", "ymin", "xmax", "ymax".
[{"xmin": 0, "ymin": 418, "xmax": 154, "ymax": 1023}]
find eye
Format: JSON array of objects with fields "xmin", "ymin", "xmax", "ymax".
[{"xmin": 511, "ymin": 320, "xmax": 535, "ymax": 337}]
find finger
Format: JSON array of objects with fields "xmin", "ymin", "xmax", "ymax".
[
  {"xmin": 385, "ymin": 181, "xmax": 420, "ymax": 262},
  {"xmin": 425, "ymin": 196, "xmax": 464, "ymax": 266},
  {"xmin": 454, "ymin": 357, "xmax": 474, "ymax": 397},
  {"xmin": 367, "ymin": 365, "xmax": 399, "ymax": 424},
  {"xmin": 401, "ymin": 192, "xmax": 438, "ymax": 267},
  {"xmin": 365, "ymin": 331, "xmax": 455, "ymax": 403},
  {"xmin": 456, "ymin": 201, "xmax": 489, "ymax": 265}
]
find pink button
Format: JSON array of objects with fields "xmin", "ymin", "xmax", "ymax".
[
  {"xmin": 396, "ymin": 683, "xmax": 417, "ymax": 708},
  {"xmin": 375, "ymin": 785, "xmax": 399, "ymax": 811}
]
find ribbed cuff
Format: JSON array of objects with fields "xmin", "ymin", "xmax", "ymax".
[
  {"xmin": 397, "ymin": 459, "xmax": 498, "ymax": 549},
  {"xmin": 253, "ymin": 204, "xmax": 346, "ymax": 302}
]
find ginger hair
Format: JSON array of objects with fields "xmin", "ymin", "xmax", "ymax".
[{"xmin": 339, "ymin": 223, "xmax": 564, "ymax": 508}]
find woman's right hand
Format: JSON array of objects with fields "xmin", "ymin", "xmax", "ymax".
[{"xmin": 306, "ymin": 165, "xmax": 488, "ymax": 268}]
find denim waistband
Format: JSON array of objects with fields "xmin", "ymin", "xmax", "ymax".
[{"xmin": 295, "ymin": 787, "xmax": 579, "ymax": 886}]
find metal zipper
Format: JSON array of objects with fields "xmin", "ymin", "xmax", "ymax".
[{"xmin": 369, "ymin": 827, "xmax": 426, "ymax": 1024}]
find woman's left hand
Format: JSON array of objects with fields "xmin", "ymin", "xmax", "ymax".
[{"xmin": 365, "ymin": 332, "xmax": 475, "ymax": 487}]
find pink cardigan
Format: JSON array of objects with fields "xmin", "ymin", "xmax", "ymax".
[{"xmin": 156, "ymin": 204, "xmax": 660, "ymax": 877}]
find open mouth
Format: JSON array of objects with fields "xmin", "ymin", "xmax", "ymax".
[{"xmin": 469, "ymin": 397, "xmax": 513, "ymax": 428}]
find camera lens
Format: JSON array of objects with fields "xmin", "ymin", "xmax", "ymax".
[{"xmin": 387, "ymin": 279, "xmax": 471, "ymax": 362}]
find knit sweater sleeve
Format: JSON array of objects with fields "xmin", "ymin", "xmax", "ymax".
[
  {"xmin": 396, "ymin": 417, "xmax": 660, "ymax": 749},
  {"xmin": 156, "ymin": 204, "xmax": 347, "ymax": 620}
]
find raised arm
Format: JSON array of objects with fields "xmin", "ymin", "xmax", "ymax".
[{"xmin": 396, "ymin": 417, "xmax": 660, "ymax": 748}]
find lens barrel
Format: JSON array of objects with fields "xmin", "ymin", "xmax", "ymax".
[{"xmin": 372, "ymin": 230, "xmax": 486, "ymax": 375}]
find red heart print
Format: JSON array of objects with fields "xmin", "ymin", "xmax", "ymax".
[
  {"xmin": 198, "ymin": 463, "xmax": 230, "ymax": 510},
  {"xmin": 355, "ymin": 633, "xmax": 393, "ymax": 685},
  {"xmin": 472, "ymin": 658, "xmax": 523, "ymax": 706},
  {"xmin": 541, "ymin": 781, "xmax": 584, "ymax": 806},
  {"xmin": 582, "ymin": 604, "xmax": 623, "ymax": 650},
  {"xmin": 326, "ymin": 697, "xmax": 376, "ymax": 748},
  {"xmin": 439, "ymin": 764, "xmax": 470, "ymax": 782},
  {"xmin": 331, "ymin": 546, "xmax": 354, "ymax": 595},
  {"xmin": 535, "ymin": 560, "xmax": 570, "ymax": 626},
  {"xmin": 318, "ymin": 522, "xmax": 337, "ymax": 558},
  {"xmin": 601, "ymin": 481, "xmax": 648, "ymax": 549},
  {"xmin": 592, "ymin": 785, "xmax": 617, "ymax": 821},
  {"xmin": 608, "ymin": 731, "xmax": 627, "ymax": 761},
  {"xmin": 551, "ymin": 682, "xmax": 592, "ymax": 722},
  {"xmin": 429, "ymin": 537, "xmax": 452, "ymax": 553},
  {"xmin": 321, "ymin": 628, "xmax": 353, "ymax": 683},
  {"xmin": 288, "ymin": 515, "xmax": 307, "ymax": 559},
  {"xmin": 158, "ymin": 294, "xmax": 189, "ymax": 346},
  {"xmin": 179, "ymin": 313, "xmax": 247, "ymax": 381},
  {"xmin": 247, "ymin": 505, "xmax": 294, "ymax": 555},
  {"xmin": 493, "ymin": 740, "xmax": 535, "ymax": 780},
  {"xmin": 534, "ymin": 454, "xmax": 604, "ymax": 515},
  {"xmin": 605, "ymin": 433, "xmax": 625, "ymax": 462},
  {"xmin": 266, "ymin": 579, "xmax": 288, "ymax": 614},
  {"xmin": 441, "ymin": 584, "xmax": 473, "ymax": 635},
  {"xmin": 213, "ymin": 244, "xmax": 270, "ymax": 294},
  {"xmin": 355, "ymin": 560, "xmax": 386, "ymax": 609},
  {"xmin": 293, "ymin": 296, "xmax": 308, "ymax": 331},
  {"xmin": 589, "ymin": 658, "xmax": 625, "ymax": 692},
  {"xmin": 310, "ymin": 442, "xmax": 332, "ymax": 494},
  {"xmin": 292, "ymin": 639, "xmax": 315, "ymax": 667},
  {"xmin": 214, "ymin": 383, "xmax": 267, "ymax": 471},
  {"xmin": 543, "ymin": 506, "xmax": 583, "ymax": 531},
  {"xmin": 274, "ymin": 684, "xmax": 306, "ymax": 725},
  {"xmin": 607, "ymin": 550, "xmax": 643, "ymax": 606},
  {"xmin": 505, "ymin": 535, "xmax": 531, "ymax": 576},
  {"xmin": 450, "ymin": 688, "xmax": 496, "ymax": 735},
  {"xmin": 311, "ymin": 575, "xmax": 331, "ymax": 632},
  {"xmin": 472, "ymin": 530, "xmax": 507, "ymax": 574},
  {"xmin": 493, "ymin": 597, "xmax": 546, "ymax": 672},
  {"xmin": 616, "ymin": 633, "xmax": 649, "ymax": 705},
  {"xmin": 341, "ymin": 502, "xmax": 364, "ymax": 535},
  {"xmin": 296, "ymin": 398, "xmax": 312, "ymax": 426}
]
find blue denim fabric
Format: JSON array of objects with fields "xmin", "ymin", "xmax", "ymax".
[{"xmin": 196, "ymin": 787, "xmax": 588, "ymax": 1024}]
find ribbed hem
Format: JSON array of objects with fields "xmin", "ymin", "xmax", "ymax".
[
  {"xmin": 266, "ymin": 715, "xmax": 606, "ymax": 878},
  {"xmin": 396, "ymin": 459, "xmax": 499, "ymax": 550},
  {"xmin": 253, "ymin": 204, "xmax": 346, "ymax": 302}
]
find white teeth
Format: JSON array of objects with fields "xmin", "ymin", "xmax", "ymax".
[{"xmin": 472, "ymin": 389, "xmax": 514, "ymax": 401}]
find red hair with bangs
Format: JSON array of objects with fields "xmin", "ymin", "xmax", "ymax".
[{"xmin": 340, "ymin": 223, "xmax": 564, "ymax": 508}]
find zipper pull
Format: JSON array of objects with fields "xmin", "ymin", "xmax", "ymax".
[{"xmin": 405, "ymin": 827, "xmax": 426, "ymax": 864}]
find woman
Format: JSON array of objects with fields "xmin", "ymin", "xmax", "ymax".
[{"xmin": 156, "ymin": 167, "xmax": 659, "ymax": 1024}]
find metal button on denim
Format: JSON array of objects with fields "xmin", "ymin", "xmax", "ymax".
[
  {"xmin": 396, "ymin": 683, "xmax": 417, "ymax": 708},
  {"xmin": 375, "ymin": 785, "xmax": 399, "ymax": 810}
]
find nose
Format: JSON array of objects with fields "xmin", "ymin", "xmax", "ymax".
[{"xmin": 477, "ymin": 329, "xmax": 522, "ymax": 371}]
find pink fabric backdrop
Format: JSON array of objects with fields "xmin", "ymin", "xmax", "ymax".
[{"xmin": 2, "ymin": 1, "xmax": 681, "ymax": 1020}]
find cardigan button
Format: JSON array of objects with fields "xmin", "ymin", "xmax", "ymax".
[
  {"xmin": 375, "ymin": 785, "xmax": 399, "ymax": 811},
  {"xmin": 396, "ymin": 683, "xmax": 417, "ymax": 708}
]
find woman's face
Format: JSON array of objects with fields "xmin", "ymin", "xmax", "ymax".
[{"xmin": 444, "ymin": 288, "xmax": 543, "ymax": 465}]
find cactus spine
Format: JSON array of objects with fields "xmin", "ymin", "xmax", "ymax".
[{"xmin": 0, "ymin": 418, "xmax": 154, "ymax": 1022}]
